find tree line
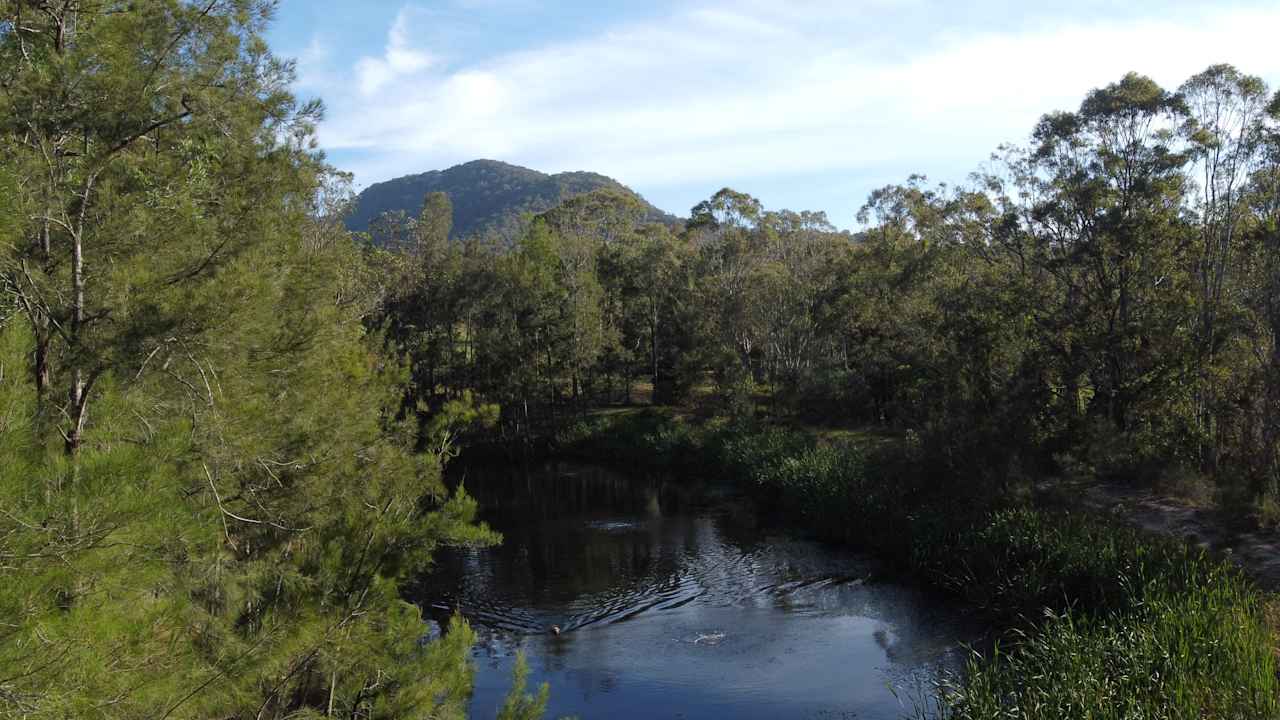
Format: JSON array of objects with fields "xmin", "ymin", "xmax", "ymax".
[{"xmin": 375, "ymin": 66, "xmax": 1280, "ymax": 516}]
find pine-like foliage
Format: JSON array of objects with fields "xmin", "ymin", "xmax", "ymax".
[{"xmin": 0, "ymin": 2, "xmax": 496, "ymax": 717}]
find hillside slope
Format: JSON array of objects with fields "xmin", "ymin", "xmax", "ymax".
[{"xmin": 346, "ymin": 159, "xmax": 679, "ymax": 241}]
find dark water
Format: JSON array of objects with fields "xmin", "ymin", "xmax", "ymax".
[{"xmin": 410, "ymin": 461, "xmax": 976, "ymax": 719}]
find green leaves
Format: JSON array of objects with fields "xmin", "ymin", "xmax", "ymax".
[
  {"xmin": 0, "ymin": 3, "xmax": 497, "ymax": 717},
  {"xmin": 497, "ymin": 652, "xmax": 550, "ymax": 720},
  {"xmin": 1078, "ymin": 71, "xmax": 1174, "ymax": 121},
  {"xmin": 424, "ymin": 389, "xmax": 502, "ymax": 460}
]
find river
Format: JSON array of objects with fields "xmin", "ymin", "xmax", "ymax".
[{"xmin": 408, "ymin": 460, "xmax": 977, "ymax": 719}]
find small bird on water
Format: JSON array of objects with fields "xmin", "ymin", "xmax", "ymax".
[{"xmin": 550, "ymin": 625, "xmax": 561, "ymax": 635}]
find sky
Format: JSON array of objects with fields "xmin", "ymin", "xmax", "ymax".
[{"xmin": 267, "ymin": 0, "xmax": 1280, "ymax": 228}]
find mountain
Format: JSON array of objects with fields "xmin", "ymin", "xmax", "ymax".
[{"xmin": 345, "ymin": 159, "xmax": 679, "ymax": 241}]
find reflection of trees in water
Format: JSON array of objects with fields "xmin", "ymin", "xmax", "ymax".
[
  {"xmin": 420, "ymin": 462, "xmax": 719, "ymax": 619},
  {"xmin": 453, "ymin": 461, "xmax": 693, "ymax": 519},
  {"xmin": 428, "ymin": 462, "xmax": 798, "ymax": 610},
  {"xmin": 414, "ymin": 461, "xmax": 976, "ymax": 664},
  {"xmin": 411, "ymin": 462, "xmax": 979, "ymax": 720}
]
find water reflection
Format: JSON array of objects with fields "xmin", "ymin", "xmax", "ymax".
[{"xmin": 409, "ymin": 461, "xmax": 973, "ymax": 719}]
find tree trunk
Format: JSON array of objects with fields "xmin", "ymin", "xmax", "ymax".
[
  {"xmin": 32, "ymin": 315, "xmax": 50, "ymax": 400},
  {"xmin": 32, "ymin": 216, "xmax": 52, "ymax": 404},
  {"xmin": 651, "ymin": 302, "xmax": 660, "ymax": 382},
  {"xmin": 66, "ymin": 224, "xmax": 87, "ymax": 454},
  {"xmin": 65, "ymin": 175, "xmax": 95, "ymax": 455}
]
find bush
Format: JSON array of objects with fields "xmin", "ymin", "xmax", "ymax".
[
  {"xmin": 553, "ymin": 410, "xmax": 700, "ymax": 468},
  {"xmin": 1154, "ymin": 465, "xmax": 1216, "ymax": 506},
  {"xmin": 1256, "ymin": 481, "xmax": 1280, "ymax": 530}
]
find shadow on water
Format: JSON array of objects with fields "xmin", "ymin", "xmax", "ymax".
[{"xmin": 406, "ymin": 461, "xmax": 979, "ymax": 719}]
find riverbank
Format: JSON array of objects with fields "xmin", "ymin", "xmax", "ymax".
[
  {"xmin": 1052, "ymin": 479, "xmax": 1280, "ymax": 592},
  {"xmin": 552, "ymin": 410, "xmax": 1280, "ymax": 719}
]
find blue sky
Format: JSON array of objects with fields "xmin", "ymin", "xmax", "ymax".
[{"xmin": 268, "ymin": 1, "xmax": 1280, "ymax": 228}]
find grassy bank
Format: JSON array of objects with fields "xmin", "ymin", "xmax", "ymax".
[{"xmin": 555, "ymin": 410, "xmax": 1280, "ymax": 719}]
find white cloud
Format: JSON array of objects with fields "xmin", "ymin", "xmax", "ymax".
[
  {"xmin": 353, "ymin": 8, "xmax": 436, "ymax": 96},
  {"xmin": 305, "ymin": 1, "xmax": 1280, "ymax": 213}
]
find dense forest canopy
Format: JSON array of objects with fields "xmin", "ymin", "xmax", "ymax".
[{"xmin": 4, "ymin": 0, "xmax": 1280, "ymax": 718}]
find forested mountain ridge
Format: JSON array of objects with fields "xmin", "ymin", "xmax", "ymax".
[{"xmin": 346, "ymin": 159, "xmax": 680, "ymax": 241}]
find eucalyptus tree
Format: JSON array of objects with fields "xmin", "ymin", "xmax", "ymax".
[
  {"xmin": 847, "ymin": 178, "xmax": 1014, "ymax": 429},
  {"xmin": 1005, "ymin": 74, "xmax": 1195, "ymax": 445},
  {"xmin": 753, "ymin": 210, "xmax": 844, "ymax": 397},
  {"xmin": 1241, "ymin": 92, "xmax": 1280, "ymax": 491},
  {"xmin": 373, "ymin": 191, "xmax": 468, "ymax": 417},
  {"xmin": 687, "ymin": 189, "xmax": 770, "ymax": 408},
  {"xmin": 626, "ymin": 224, "xmax": 688, "ymax": 397},
  {"xmin": 1179, "ymin": 65, "xmax": 1272, "ymax": 467},
  {"xmin": 536, "ymin": 190, "xmax": 644, "ymax": 407},
  {"xmin": 462, "ymin": 217, "xmax": 567, "ymax": 427}
]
